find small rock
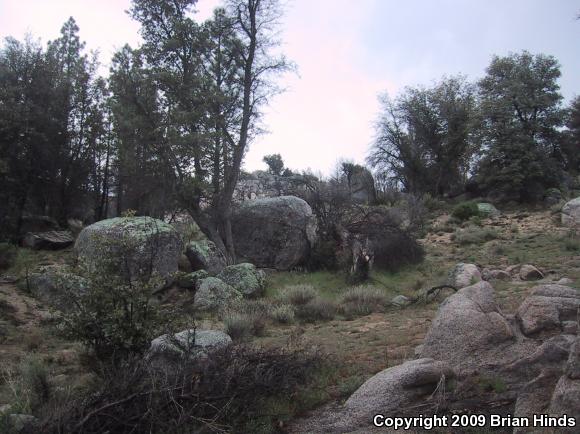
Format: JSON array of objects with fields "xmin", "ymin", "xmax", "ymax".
[
  {"xmin": 175, "ymin": 270, "xmax": 208, "ymax": 289},
  {"xmin": 519, "ymin": 264, "xmax": 544, "ymax": 281},
  {"xmin": 391, "ymin": 295, "xmax": 411, "ymax": 307},
  {"xmin": 22, "ymin": 230, "xmax": 74, "ymax": 250},
  {"xmin": 477, "ymin": 202, "xmax": 501, "ymax": 217},
  {"xmin": 148, "ymin": 329, "xmax": 232, "ymax": 368},
  {"xmin": 563, "ymin": 321, "xmax": 578, "ymax": 335},
  {"xmin": 557, "ymin": 278, "xmax": 574, "ymax": 286}
]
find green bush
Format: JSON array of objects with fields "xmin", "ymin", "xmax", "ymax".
[
  {"xmin": 59, "ymin": 235, "xmax": 164, "ymax": 365},
  {"xmin": 0, "ymin": 242, "xmax": 17, "ymax": 270},
  {"xmin": 339, "ymin": 286, "xmax": 387, "ymax": 317},
  {"xmin": 451, "ymin": 202, "xmax": 480, "ymax": 222}
]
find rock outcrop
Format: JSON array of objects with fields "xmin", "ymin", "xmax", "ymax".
[
  {"xmin": 516, "ymin": 284, "xmax": 580, "ymax": 336},
  {"xmin": 419, "ymin": 281, "xmax": 514, "ymax": 370},
  {"xmin": 27, "ymin": 265, "xmax": 87, "ymax": 310},
  {"xmin": 75, "ymin": 216, "xmax": 182, "ymax": 288},
  {"xmin": 562, "ymin": 197, "xmax": 580, "ymax": 228},
  {"xmin": 232, "ymin": 196, "xmax": 316, "ymax": 270}
]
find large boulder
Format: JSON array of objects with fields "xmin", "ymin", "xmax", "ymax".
[
  {"xmin": 27, "ymin": 265, "xmax": 88, "ymax": 310},
  {"xmin": 516, "ymin": 285, "xmax": 580, "ymax": 336},
  {"xmin": 22, "ymin": 231, "xmax": 74, "ymax": 250},
  {"xmin": 75, "ymin": 217, "xmax": 182, "ymax": 288},
  {"xmin": 419, "ymin": 281, "xmax": 514, "ymax": 370},
  {"xmin": 562, "ymin": 197, "xmax": 580, "ymax": 228},
  {"xmin": 519, "ymin": 264, "xmax": 544, "ymax": 281},
  {"xmin": 217, "ymin": 263, "xmax": 265, "ymax": 297},
  {"xmin": 184, "ymin": 239, "xmax": 226, "ymax": 275},
  {"xmin": 148, "ymin": 329, "xmax": 232, "ymax": 367},
  {"xmin": 194, "ymin": 277, "xmax": 242, "ymax": 310},
  {"xmin": 231, "ymin": 196, "xmax": 316, "ymax": 270},
  {"xmin": 327, "ymin": 359, "xmax": 454, "ymax": 432},
  {"xmin": 447, "ymin": 263, "xmax": 482, "ymax": 288}
]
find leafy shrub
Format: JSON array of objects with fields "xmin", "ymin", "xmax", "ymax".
[
  {"xmin": 276, "ymin": 284, "xmax": 317, "ymax": 306},
  {"xmin": 41, "ymin": 345, "xmax": 323, "ymax": 433},
  {"xmin": 451, "ymin": 226, "xmax": 498, "ymax": 245},
  {"xmin": 270, "ymin": 304, "xmax": 295, "ymax": 324},
  {"xmin": 339, "ymin": 286, "xmax": 387, "ymax": 317},
  {"xmin": 59, "ymin": 235, "xmax": 164, "ymax": 365},
  {"xmin": 296, "ymin": 297, "xmax": 336, "ymax": 322},
  {"xmin": 563, "ymin": 232, "xmax": 580, "ymax": 252},
  {"xmin": 451, "ymin": 201, "xmax": 480, "ymax": 222},
  {"xmin": 0, "ymin": 242, "xmax": 17, "ymax": 270}
]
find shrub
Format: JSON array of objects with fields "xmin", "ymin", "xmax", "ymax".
[
  {"xmin": 0, "ymin": 242, "xmax": 17, "ymax": 270},
  {"xmin": 270, "ymin": 304, "xmax": 295, "ymax": 324},
  {"xmin": 452, "ymin": 201, "xmax": 480, "ymax": 222},
  {"xmin": 339, "ymin": 286, "xmax": 387, "ymax": 317},
  {"xmin": 221, "ymin": 300, "xmax": 270, "ymax": 340},
  {"xmin": 296, "ymin": 297, "xmax": 336, "ymax": 322},
  {"xmin": 563, "ymin": 232, "xmax": 580, "ymax": 252},
  {"xmin": 276, "ymin": 284, "xmax": 317, "ymax": 306},
  {"xmin": 59, "ymin": 234, "xmax": 164, "ymax": 365},
  {"xmin": 41, "ymin": 345, "xmax": 323, "ymax": 433},
  {"xmin": 452, "ymin": 226, "xmax": 498, "ymax": 245}
]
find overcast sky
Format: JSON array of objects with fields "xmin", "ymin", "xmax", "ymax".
[{"xmin": 1, "ymin": 0, "xmax": 578, "ymax": 175}]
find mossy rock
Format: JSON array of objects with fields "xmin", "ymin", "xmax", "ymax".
[
  {"xmin": 184, "ymin": 239, "xmax": 226, "ymax": 275},
  {"xmin": 217, "ymin": 263, "xmax": 265, "ymax": 298},
  {"xmin": 477, "ymin": 203, "xmax": 501, "ymax": 217},
  {"xmin": 194, "ymin": 277, "xmax": 242, "ymax": 310},
  {"xmin": 75, "ymin": 217, "xmax": 182, "ymax": 288},
  {"xmin": 175, "ymin": 270, "xmax": 209, "ymax": 289}
]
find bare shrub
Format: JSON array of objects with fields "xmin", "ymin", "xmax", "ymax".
[
  {"xmin": 40, "ymin": 345, "xmax": 323, "ymax": 433},
  {"xmin": 220, "ymin": 300, "xmax": 270, "ymax": 340},
  {"xmin": 339, "ymin": 286, "xmax": 387, "ymax": 317},
  {"xmin": 270, "ymin": 304, "xmax": 296, "ymax": 324},
  {"xmin": 276, "ymin": 284, "xmax": 317, "ymax": 306},
  {"xmin": 296, "ymin": 297, "xmax": 336, "ymax": 322}
]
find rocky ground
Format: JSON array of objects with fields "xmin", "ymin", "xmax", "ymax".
[{"xmin": 1, "ymin": 208, "xmax": 579, "ymax": 433}]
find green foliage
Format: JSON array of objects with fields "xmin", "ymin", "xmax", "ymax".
[
  {"xmin": 452, "ymin": 201, "xmax": 480, "ymax": 222},
  {"xmin": 0, "ymin": 242, "xmax": 17, "ymax": 270},
  {"xmin": 263, "ymin": 153, "xmax": 285, "ymax": 176},
  {"xmin": 368, "ymin": 76, "xmax": 477, "ymax": 196},
  {"xmin": 476, "ymin": 51, "xmax": 566, "ymax": 202},
  {"xmin": 59, "ymin": 235, "xmax": 164, "ymax": 365}
]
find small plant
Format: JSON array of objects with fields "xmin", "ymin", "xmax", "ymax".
[
  {"xmin": 339, "ymin": 286, "xmax": 387, "ymax": 317},
  {"xmin": 563, "ymin": 234, "xmax": 580, "ymax": 252},
  {"xmin": 451, "ymin": 202, "xmax": 480, "ymax": 222},
  {"xmin": 296, "ymin": 297, "xmax": 336, "ymax": 322},
  {"xmin": 510, "ymin": 224, "xmax": 519, "ymax": 233},
  {"xmin": 276, "ymin": 284, "xmax": 317, "ymax": 306},
  {"xmin": 452, "ymin": 226, "xmax": 498, "ymax": 245},
  {"xmin": 221, "ymin": 300, "xmax": 269, "ymax": 340},
  {"xmin": 271, "ymin": 304, "xmax": 295, "ymax": 324}
]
